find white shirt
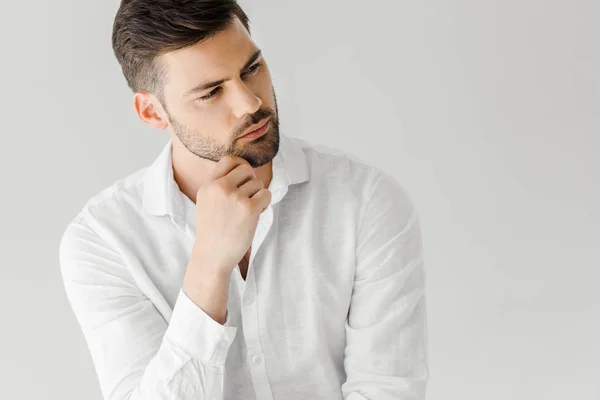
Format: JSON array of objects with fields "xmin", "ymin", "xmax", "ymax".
[{"xmin": 59, "ymin": 133, "xmax": 429, "ymax": 400}]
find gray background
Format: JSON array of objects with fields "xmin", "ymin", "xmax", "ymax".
[{"xmin": 1, "ymin": 0, "xmax": 598, "ymax": 399}]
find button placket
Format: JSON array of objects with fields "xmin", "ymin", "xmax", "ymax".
[{"xmin": 241, "ymin": 271, "xmax": 274, "ymax": 400}]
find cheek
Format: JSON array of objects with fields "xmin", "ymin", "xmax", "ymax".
[
  {"xmin": 187, "ymin": 101, "xmax": 227, "ymax": 123},
  {"xmin": 256, "ymin": 74, "xmax": 275, "ymax": 106}
]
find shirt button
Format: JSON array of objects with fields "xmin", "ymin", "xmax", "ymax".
[
  {"xmin": 252, "ymin": 355, "xmax": 262, "ymax": 364},
  {"xmin": 244, "ymin": 294, "xmax": 254, "ymax": 305}
]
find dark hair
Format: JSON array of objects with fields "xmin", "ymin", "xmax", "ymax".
[{"xmin": 112, "ymin": 0, "xmax": 250, "ymax": 103}]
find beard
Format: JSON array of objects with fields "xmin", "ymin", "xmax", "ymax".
[{"xmin": 165, "ymin": 87, "xmax": 281, "ymax": 168}]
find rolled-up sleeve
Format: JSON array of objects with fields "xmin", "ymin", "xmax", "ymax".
[
  {"xmin": 342, "ymin": 171, "xmax": 429, "ymax": 400},
  {"xmin": 58, "ymin": 216, "xmax": 237, "ymax": 400}
]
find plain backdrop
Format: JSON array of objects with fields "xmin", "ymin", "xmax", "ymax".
[{"xmin": 1, "ymin": 0, "xmax": 598, "ymax": 399}]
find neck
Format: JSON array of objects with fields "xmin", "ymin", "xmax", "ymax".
[{"xmin": 170, "ymin": 137, "xmax": 273, "ymax": 204}]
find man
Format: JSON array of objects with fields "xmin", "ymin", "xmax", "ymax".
[{"xmin": 58, "ymin": 1, "xmax": 430, "ymax": 399}]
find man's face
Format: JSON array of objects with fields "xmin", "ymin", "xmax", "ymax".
[{"xmin": 157, "ymin": 17, "xmax": 279, "ymax": 168}]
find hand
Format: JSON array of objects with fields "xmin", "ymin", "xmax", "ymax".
[{"xmin": 189, "ymin": 155, "xmax": 272, "ymax": 276}]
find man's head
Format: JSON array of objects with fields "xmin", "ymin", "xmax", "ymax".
[{"xmin": 112, "ymin": 0, "xmax": 279, "ymax": 168}]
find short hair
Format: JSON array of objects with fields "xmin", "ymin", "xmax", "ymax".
[{"xmin": 111, "ymin": 0, "xmax": 250, "ymax": 102}]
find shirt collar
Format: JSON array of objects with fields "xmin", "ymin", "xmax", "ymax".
[{"xmin": 141, "ymin": 133, "xmax": 309, "ymax": 217}]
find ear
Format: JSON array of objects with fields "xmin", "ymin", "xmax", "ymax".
[{"xmin": 133, "ymin": 92, "xmax": 169, "ymax": 130}]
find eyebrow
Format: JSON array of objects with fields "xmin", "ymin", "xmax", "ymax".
[{"xmin": 184, "ymin": 49, "xmax": 262, "ymax": 97}]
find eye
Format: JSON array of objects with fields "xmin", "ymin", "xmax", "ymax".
[
  {"xmin": 244, "ymin": 62, "xmax": 262, "ymax": 76},
  {"xmin": 198, "ymin": 62, "xmax": 262, "ymax": 102},
  {"xmin": 199, "ymin": 87, "xmax": 221, "ymax": 101}
]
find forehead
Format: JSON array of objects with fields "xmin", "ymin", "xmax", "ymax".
[{"xmin": 159, "ymin": 17, "xmax": 256, "ymax": 96}]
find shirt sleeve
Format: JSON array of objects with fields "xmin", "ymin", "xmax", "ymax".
[
  {"xmin": 58, "ymin": 216, "xmax": 238, "ymax": 400},
  {"xmin": 342, "ymin": 171, "xmax": 430, "ymax": 400}
]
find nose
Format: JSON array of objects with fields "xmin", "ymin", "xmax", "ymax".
[{"xmin": 231, "ymin": 80, "xmax": 262, "ymax": 120}]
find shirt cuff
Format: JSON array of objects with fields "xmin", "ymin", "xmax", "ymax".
[{"xmin": 165, "ymin": 288, "xmax": 238, "ymax": 366}]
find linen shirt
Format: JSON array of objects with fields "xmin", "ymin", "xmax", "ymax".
[{"xmin": 59, "ymin": 132, "xmax": 429, "ymax": 400}]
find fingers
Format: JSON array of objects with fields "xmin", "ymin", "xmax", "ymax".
[
  {"xmin": 210, "ymin": 155, "xmax": 248, "ymax": 181},
  {"xmin": 250, "ymin": 188, "xmax": 272, "ymax": 213}
]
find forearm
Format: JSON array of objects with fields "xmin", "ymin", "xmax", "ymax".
[{"xmin": 181, "ymin": 252, "xmax": 233, "ymax": 325}]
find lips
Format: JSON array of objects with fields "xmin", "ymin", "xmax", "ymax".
[{"xmin": 240, "ymin": 118, "xmax": 270, "ymax": 138}]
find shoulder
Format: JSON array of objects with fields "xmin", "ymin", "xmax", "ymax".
[
  {"xmin": 60, "ymin": 166, "xmax": 149, "ymax": 242},
  {"xmin": 293, "ymin": 136, "xmax": 413, "ymax": 206},
  {"xmin": 290, "ymin": 136, "xmax": 380, "ymax": 187}
]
